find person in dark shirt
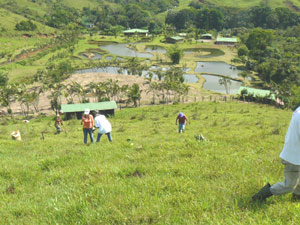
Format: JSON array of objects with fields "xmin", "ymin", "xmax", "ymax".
[
  {"xmin": 55, "ymin": 110, "xmax": 63, "ymax": 134},
  {"xmin": 176, "ymin": 112, "xmax": 189, "ymax": 133}
]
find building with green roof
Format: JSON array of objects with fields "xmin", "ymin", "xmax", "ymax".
[
  {"xmin": 200, "ymin": 33, "xmax": 212, "ymax": 39},
  {"xmin": 215, "ymin": 37, "xmax": 238, "ymax": 45},
  {"xmin": 166, "ymin": 36, "xmax": 184, "ymax": 44},
  {"xmin": 123, "ymin": 29, "xmax": 149, "ymax": 36},
  {"xmin": 238, "ymin": 86, "xmax": 275, "ymax": 100},
  {"xmin": 61, "ymin": 101, "xmax": 117, "ymax": 119}
]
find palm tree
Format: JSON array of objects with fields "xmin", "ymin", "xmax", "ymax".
[
  {"xmin": 219, "ymin": 77, "xmax": 232, "ymax": 94},
  {"xmin": 128, "ymin": 83, "xmax": 142, "ymax": 107}
]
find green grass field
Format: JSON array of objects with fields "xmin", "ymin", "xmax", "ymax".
[{"xmin": 1, "ymin": 101, "xmax": 299, "ymax": 224}]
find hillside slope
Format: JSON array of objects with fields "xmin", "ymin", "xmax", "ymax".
[{"xmin": 0, "ymin": 101, "xmax": 298, "ymax": 224}]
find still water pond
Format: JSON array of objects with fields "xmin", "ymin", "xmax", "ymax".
[
  {"xmin": 75, "ymin": 67, "xmax": 198, "ymax": 83},
  {"xmin": 195, "ymin": 62, "xmax": 241, "ymax": 78},
  {"xmin": 100, "ymin": 43, "xmax": 153, "ymax": 58},
  {"xmin": 202, "ymin": 74, "xmax": 242, "ymax": 94}
]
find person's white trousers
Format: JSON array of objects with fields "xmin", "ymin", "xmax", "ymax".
[{"xmin": 270, "ymin": 159, "xmax": 300, "ymax": 195}]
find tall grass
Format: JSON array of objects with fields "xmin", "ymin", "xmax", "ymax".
[{"xmin": 0, "ymin": 102, "xmax": 297, "ymax": 224}]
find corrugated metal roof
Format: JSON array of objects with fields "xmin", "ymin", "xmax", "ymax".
[
  {"xmin": 169, "ymin": 36, "xmax": 184, "ymax": 40},
  {"xmin": 61, "ymin": 101, "xmax": 117, "ymax": 113},
  {"xmin": 123, "ymin": 29, "xmax": 148, "ymax": 33},
  {"xmin": 201, "ymin": 33, "xmax": 212, "ymax": 37},
  {"xmin": 216, "ymin": 37, "xmax": 238, "ymax": 42},
  {"xmin": 238, "ymin": 86, "xmax": 275, "ymax": 99}
]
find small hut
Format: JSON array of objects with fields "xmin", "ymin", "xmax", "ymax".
[
  {"xmin": 123, "ymin": 29, "xmax": 149, "ymax": 37},
  {"xmin": 166, "ymin": 36, "xmax": 184, "ymax": 44},
  {"xmin": 215, "ymin": 37, "xmax": 238, "ymax": 46},
  {"xmin": 200, "ymin": 33, "xmax": 212, "ymax": 39},
  {"xmin": 61, "ymin": 101, "xmax": 117, "ymax": 120}
]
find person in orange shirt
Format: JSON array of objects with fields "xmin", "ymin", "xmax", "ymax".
[{"xmin": 81, "ymin": 109, "xmax": 94, "ymax": 144}]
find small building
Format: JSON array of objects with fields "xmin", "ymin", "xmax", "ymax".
[
  {"xmin": 166, "ymin": 36, "xmax": 184, "ymax": 44},
  {"xmin": 178, "ymin": 33, "xmax": 187, "ymax": 37},
  {"xmin": 200, "ymin": 33, "xmax": 212, "ymax": 39},
  {"xmin": 215, "ymin": 37, "xmax": 238, "ymax": 46},
  {"xmin": 84, "ymin": 23, "xmax": 95, "ymax": 29},
  {"xmin": 238, "ymin": 86, "xmax": 275, "ymax": 100},
  {"xmin": 61, "ymin": 101, "xmax": 117, "ymax": 120},
  {"xmin": 123, "ymin": 29, "xmax": 149, "ymax": 37}
]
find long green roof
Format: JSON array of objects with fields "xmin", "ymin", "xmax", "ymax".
[
  {"xmin": 216, "ymin": 37, "xmax": 238, "ymax": 42},
  {"xmin": 61, "ymin": 101, "xmax": 117, "ymax": 113},
  {"xmin": 123, "ymin": 29, "xmax": 148, "ymax": 33},
  {"xmin": 238, "ymin": 86, "xmax": 275, "ymax": 99},
  {"xmin": 169, "ymin": 36, "xmax": 184, "ymax": 40},
  {"xmin": 201, "ymin": 33, "xmax": 212, "ymax": 37}
]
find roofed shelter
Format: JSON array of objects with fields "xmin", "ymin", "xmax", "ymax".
[
  {"xmin": 238, "ymin": 86, "xmax": 275, "ymax": 101},
  {"xmin": 166, "ymin": 36, "xmax": 184, "ymax": 44},
  {"xmin": 61, "ymin": 101, "xmax": 117, "ymax": 120},
  {"xmin": 123, "ymin": 29, "xmax": 149, "ymax": 37},
  {"xmin": 200, "ymin": 33, "xmax": 212, "ymax": 39},
  {"xmin": 215, "ymin": 37, "xmax": 238, "ymax": 46}
]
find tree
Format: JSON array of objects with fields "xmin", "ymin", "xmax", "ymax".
[
  {"xmin": 219, "ymin": 77, "xmax": 232, "ymax": 94},
  {"xmin": 0, "ymin": 71, "xmax": 8, "ymax": 87},
  {"xmin": 15, "ymin": 20, "xmax": 37, "ymax": 31},
  {"xmin": 128, "ymin": 83, "xmax": 142, "ymax": 107},
  {"xmin": 0, "ymin": 84, "xmax": 17, "ymax": 118},
  {"xmin": 166, "ymin": 45, "xmax": 183, "ymax": 64}
]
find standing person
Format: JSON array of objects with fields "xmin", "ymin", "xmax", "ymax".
[
  {"xmin": 252, "ymin": 106, "xmax": 300, "ymax": 201},
  {"xmin": 81, "ymin": 109, "xmax": 94, "ymax": 144},
  {"xmin": 94, "ymin": 111, "xmax": 112, "ymax": 142},
  {"xmin": 54, "ymin": 110, "xmax": 64, "ymax": 134},
  {"xmin": 176, "ymin": 112, "xmax": 189, "ymax": 133}
]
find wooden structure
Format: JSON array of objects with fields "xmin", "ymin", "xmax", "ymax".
[{"xmin": 61, "ymin": 101, "xmax": 117, "ymax": 120}]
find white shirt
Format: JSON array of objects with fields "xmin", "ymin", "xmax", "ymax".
[
  {"xmin": 94, "ymin": 115, "xmax": 112, "ymax": 134},
  {"xmin": 280, "ymin": 106, "xmax": 300, "ymax": 165}
]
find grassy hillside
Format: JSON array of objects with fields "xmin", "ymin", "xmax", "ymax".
[
  {"xmin": 179, "ymin": 0, "xmax": 300, "ymax": 10},
  {"xmin": 0, "ymin": 101, "xmax": 298, "ymax": 224},
  {"xmin": 0, "ymin": 8, "xmax": 56, "ymax": 34}
]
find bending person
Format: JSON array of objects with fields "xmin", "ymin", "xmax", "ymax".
[{"xmin": 94, "ymin": 112, "xmax": 112, "ymax": 142}]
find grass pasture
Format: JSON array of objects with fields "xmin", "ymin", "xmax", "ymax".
[{"xmin": 0, "ymin": 101, "xmax": 298, "ymax": 224}]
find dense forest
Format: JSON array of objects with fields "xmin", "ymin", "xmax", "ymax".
[{"xmin": 1, "ymin": 0, "xmax": 300, "ymax": 109}]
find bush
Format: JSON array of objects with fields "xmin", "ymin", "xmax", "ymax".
[{"xmin": 15, "ymin": 20, "xmax": 37, "ymax": 31}]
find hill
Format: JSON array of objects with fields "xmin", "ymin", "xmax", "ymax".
[{"xmin": 0, "ymin": 101, "xmax": 298, "ymax": 224}]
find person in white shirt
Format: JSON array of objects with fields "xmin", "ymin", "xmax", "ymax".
[
  {"xmin": 252, "ymin": 106, "xmax": 300, "ymax": 201},
  {"xmin": 94, "ymin": 111, "xmax": 113, "ymax": 143}
]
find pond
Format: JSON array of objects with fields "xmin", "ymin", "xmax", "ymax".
[
  {"xmin": 195, "ymin": 61, "xmax": 241, "ymax": 78},
  {"xmin": 184, "ymin": 74, "xmax": 198, "ymax": 83},
  {"xmin": 184, "ymin": 48, "xmax": 225, "ymax": 58},
  {"xmin": 202, "ymin": 74, "xmax": 242, "ymax": 94},
  {"xmin": 100, "ymin": 43, "xmax": 153, "ymax": 58},
  {"xmin": 74, "ymin": 67, "xmax": 198, "ymax": 83},
  {"xmin": 145, "ymin": 45, "xmax": 166, "ymax": 53},
  {"xmin": 80, "ymin": 52, "xmax": 102, "ymax": 60}
]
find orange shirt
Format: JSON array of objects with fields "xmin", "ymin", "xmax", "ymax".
[{"xmin": 81, "ymin": 114, "xmax": 94, "ymax": 128}]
